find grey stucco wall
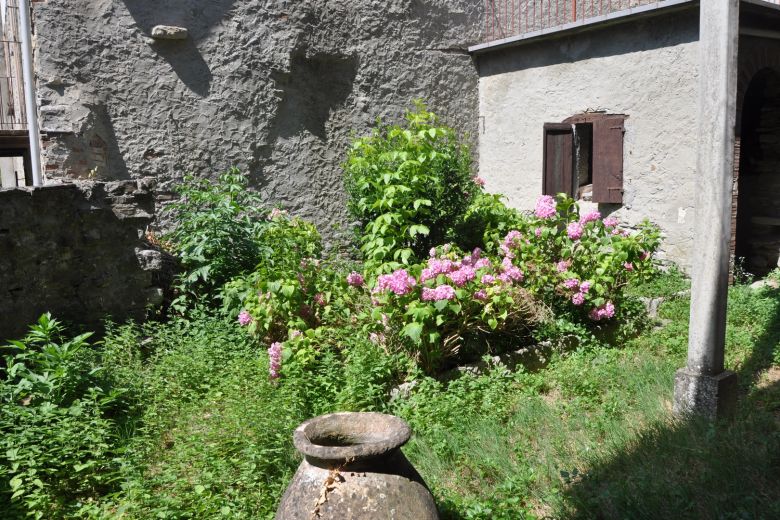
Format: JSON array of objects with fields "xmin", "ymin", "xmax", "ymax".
[
  {"xmin": 32, "ymin": 0, "xmax": 483, "ymax": 239},
  {"xmin": 476, "ymin": 9, "xmax": 700, "ymax": 270}
]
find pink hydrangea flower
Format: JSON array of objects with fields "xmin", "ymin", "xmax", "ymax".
[
  {"xmin": 603, "ymin": 216, "xmax": 619, "ymax": 228},
  {"xmin": 375, "ymin": 269, "xmax": 416, "ymax": 295},
  {"xmin": 624, "ymin": 262, "xmax": 634, "ymax": 271},
  {"xmin": 535, "ymin": 195, "xmax": 557, "ymax": 219},
  {"xmin": 429, "ymin": 247, "xmax": 437, "ymax": 258},
  {"xmin": 640, "ymin": 251, "xmax": 651, "ymax": 261},
  {"xmin": 481, "ymin": 274, "xmax": 496, "ymax": 285},
  {"xmin": 346, "ymin": 271, "xmax": 364, "ymax": 287},
  {"xmin": 501, "ymin": 257, "xmax": 524, "ymax": 282},
  {"xmin": 535, "ymin": 227, "xmax": 543, "ymax": 237},
  {"xmin": 448, "ymin": 265, "xmax": 476, "ymax": 287},
  {"xmin": 290, "ymin": 330, "xmax": 302, "ymax": 339},
  {"xmin": 611, "ymin": 228, "xmax": 621, "ymax": 236},
  {"xmin": 313, "ymin": 293, "xmax": 326, "ymax": 306},
  {"xmin": 556, "ymin": 260, "xmax": 572, "ymax": 273},
  {"xmin": 474, "ymin": 258, "xmax": 491, "ymax": 270},
  {"xmin": 474, "ymin": 289, "xmax": 488, "ymax": 301},
  {"xmin": 567, "ymin": 222, "xmax": 584, "ymax": 241},
  {"xmin": 422, "ymin": 284, "xmax": 457, "ymax": 301},
  {"xmin": 579, "ymin": 281, "xmax": 591, "ymax": 293},
  {"xmin": 589, "ymin": 301, "xmax": 616, "ymax": 321},
  {"xmin": 563, "ymin": 278, "xmax": 580, "ymax": 290},
  {"xmin": 580, "ymin": 210, "xmax": 602, "ymax": 224},
  {"xmin": 238, "ymin": 310, "xmax": 252, "ymax": 326},
  {"xmin": 473, "ymin": 176, "xmax": 486, "ymax": 187},
  {"xmin": 572, "ymin": 292, "xmax": 585, "ymax": 306},
  {"xmin": 268, "ymin": 342, "xmax": 283, "ymax": 379}
]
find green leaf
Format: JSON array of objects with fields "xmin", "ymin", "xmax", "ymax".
[
  {"xmin": 194, "ymin": 484, "xmax": 206, "ymax": 495},
  {"xmin": 402, "ymin": 322, "xmax": 424, "ymax": 344}
]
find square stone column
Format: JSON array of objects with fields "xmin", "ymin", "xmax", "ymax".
[{"xmin": 673, "ymin": 1, "xmax": 740, "ymax": 419}]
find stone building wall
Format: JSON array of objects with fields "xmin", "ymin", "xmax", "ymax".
[
  {"xmin": 31, "ymin": 0, "xmax": 483, "ymax": 238},
  {"xmin": 0, "ymin": 181, "xmax": 171, "ymax": 339},
  {"xmin": 475, "ymin": 8, "xmax": 700, "ymax": 270}
]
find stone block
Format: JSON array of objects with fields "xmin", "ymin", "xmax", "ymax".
[
  {"xmin": 151, "ymin": 25, "xmax": 188, "ymax": 40},
  {"xmin": 136, "ymin": 248, "xmax": 163, "ymax": 271},
  {"xmin": 673, "ymin": 368, "xmax": 738, "ymax": 420}
]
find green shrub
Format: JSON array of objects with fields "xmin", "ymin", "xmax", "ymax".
[
  {"xmin": 343, "ymin": 103, "xmax": 476, "ymax": 270},
  {"xmin": 164, "ymin": 168, "xmax": 268, "ymax": 311},
  {"xmin": 0, "ymin": 314, "xmax": 124, "ymax": 519}
]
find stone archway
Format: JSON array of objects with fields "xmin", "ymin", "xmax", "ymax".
[{"xmin": 734, "ymin": 67, "xmax": 780, "ymax": 276}]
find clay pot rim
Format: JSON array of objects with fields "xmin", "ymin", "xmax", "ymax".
[{"xmin": 293, "ymin": 412, "xmax": 411, "ymax": 462}]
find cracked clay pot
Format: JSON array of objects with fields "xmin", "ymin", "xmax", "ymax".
[{"xmin": 275, "ymin": 412, "xmax": 439, "ymax": 519}]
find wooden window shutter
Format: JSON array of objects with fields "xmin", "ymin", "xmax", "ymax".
[
  {"xmin": 542, "ymin": 123, "xmax": 575, "ymax": 197},
  {"xmin": 592, "ymin": 116, "xmax": 625, "ymax": 203}
]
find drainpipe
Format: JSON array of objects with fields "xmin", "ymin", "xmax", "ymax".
[{"xmin": 18, "ymin": 0, "xmax": 42, "ymax": 186}]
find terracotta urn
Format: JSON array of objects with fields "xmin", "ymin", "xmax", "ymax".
[{"xmin": 275, "ymin": 412, "xmax": 439, "ymax": 519}]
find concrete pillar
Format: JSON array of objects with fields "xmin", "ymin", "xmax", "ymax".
[{"xmin": 673, "ymin": 1, "xmax": 740, "ymax": 420}]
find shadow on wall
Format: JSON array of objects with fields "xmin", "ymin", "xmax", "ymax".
[
  {"xmin": 122, "ymin": 0, "xmax": 238, "ymax": 96},
  {"xmin": 250, "ymin": 50, "xmax": 358, "ymax": 177},
  {"xmin": 271, "ymin": 51, "xmax": 359, "ymax": 140}
]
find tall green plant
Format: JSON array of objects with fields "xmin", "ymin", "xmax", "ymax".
[
  {"xmin": 343, "ymin": 103, "xmax": 476, "ymax": 271},
  {"xmin": 164, "ymin": 168, "xmax": 268, "ymax": 311}
]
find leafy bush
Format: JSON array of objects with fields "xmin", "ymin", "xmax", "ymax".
[
  {"xmin": 164, "ymin": 168, "xmax": 268, "ymax": 310},
  {"xmin": 500, "ymin": 194, "xmax": 660, "ymax": 319},
  {"xmin": 343, "ymin": 103, "xmax": 477, "ymax": 270},
  {"xmin": 369, "ymin": 245, "xmax": 547, "ymax": 372},
  {"xmin": 0, "ymin": 314, "xmax": 124, "ymax": 519}
]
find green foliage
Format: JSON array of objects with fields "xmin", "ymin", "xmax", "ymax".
[
  {"xmin": 164, "ymin": 168, "xmax": 268, "ymax": 311},
  {"xmin": 343, "ymin": 103, "xmax": 476, "ymax": 270},
  {"xmin": 0, "ymin": 314, "xmax": 123, "ymax": 519},
  {"xmin": 454, "ymin": 192, "xmax": 525, "ymax": 254},
  {"xmin": 222, "ymin": 212, "xmax": 326, "ymax": 341}
]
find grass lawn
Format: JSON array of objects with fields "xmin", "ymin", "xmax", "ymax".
[{"xmin": 88, "ymin": 274, "xmax": 780, "ymax": 519}]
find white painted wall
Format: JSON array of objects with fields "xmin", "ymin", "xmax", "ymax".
[{"xmin": 476, "ymin": 9, "xmax": 700, "ymax": 270}]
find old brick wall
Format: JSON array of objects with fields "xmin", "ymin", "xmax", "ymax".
[
  {"xmin": 0, "ymin": 181, "xmax": 171, "ymax": 339},
  {"xmin": 31, "ymin": 0, "xmax": 483, "ymax": 239}
]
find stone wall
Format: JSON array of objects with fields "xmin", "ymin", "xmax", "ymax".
[
  {"xmin": 475, "ymin": 8, "xmax": 700, "ymax": 270},
  {"xmin": 0, "ymin": 181, "xmax": 171, "ymax": 339},
  {"xmin": 32, "ymin": 0, "xmax": 483, "ymax": 239}
]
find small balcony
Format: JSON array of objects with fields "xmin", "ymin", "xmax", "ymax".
[{"xmin": 482, "ymin": 0, "xmax": 780, "ymax": 44}]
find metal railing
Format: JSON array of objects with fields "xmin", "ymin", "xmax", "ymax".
[
  {"xmin": 0, "ymin": 0, "xmax": 26, "ymax": 132},
  {"xmin": 484, "ymin": 0, "xmax": 780, "ymax": 43}
]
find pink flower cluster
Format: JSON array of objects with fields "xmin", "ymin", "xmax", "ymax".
[
  {"xmin": 602, "ymin": 216, "xmax": 619, "ymax": 228},
  {"xmin": 313, "ymin": 293, "xmax": 326, "ymax": 306},
  {"xmin": 268, "ymin": 342, "xmax": 282, "ymax": 379},
  {"xmin": 375, "ymin": 269, "xmax": 416, "ymax": 295},
  {"xmin": 499, "ymin": 257, "xmax": 523, "ymax": 283},
  {"xmin": 473, "ymin": 176, "xmax": 486, "ymax": 187},
  {"xmin": 238, "ymin": 310, "xmax": 253, "ymax": 326},
  {"xmin": 535, "ymin": 195, "xmax": 557, "ymax": 219},
  {"xmin": 500, "ymin": 230, "xmax": 523, "ymax": 258},
  {"xmin": 421, "ymin": 249, "xmax": 486, "ymax": 286},
  {"xmin": 422, "ymin": 284, "xmax": 456, "ymax": 301},
  {"xmin": 623, "ymin": 262, "xmax": 634, "ymax": 271},
  {"xmin": 346, "ymin": 271, "xmax": 364, "ymax": 287},
  {"xmin": 556, "ymin": 259, "xmax": 572, "ymax": 273},
  {"xmin": 567, "ymin": 222, "xmax": 584, "ymax": 241},
  {"xmin": 580, "ymin": 210, "xmax": 602, "ymax": 224},
  {"xmin": 448, "ymin": 265, "xmax": 476, "ymax": 287},
  {"xmin": 564, "ymin": 280, "xmax": 590, "ymax": 306},
  {"xmin": 589, "ymin": 301, "xmax": 616, "ymax": 321}
]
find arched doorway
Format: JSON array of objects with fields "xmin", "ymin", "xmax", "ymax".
[{"xmin": 734, "ymin": 67, "xmax": 780, "ymax": 277}]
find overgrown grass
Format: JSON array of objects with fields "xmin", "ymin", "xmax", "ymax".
[{"xmin": 2, "ymin": 273, "xmax": 778, "ymax": 519}]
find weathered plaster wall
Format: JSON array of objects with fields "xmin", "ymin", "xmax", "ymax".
[
  {"xmin": 32, "ymin": 0, "xmax": 483, "ymax": 239},
  {"xmin": 476, "ymin": 9, "xmax": 700, "ymax": 270},
  {"xmin": 0, "ymin": 181, "xmax": 172, "ymax": 339}
]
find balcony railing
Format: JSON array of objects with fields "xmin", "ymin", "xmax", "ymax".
[{"xmin": 483, "ymin": 0, "xmax": 780, "ymax": 44}]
